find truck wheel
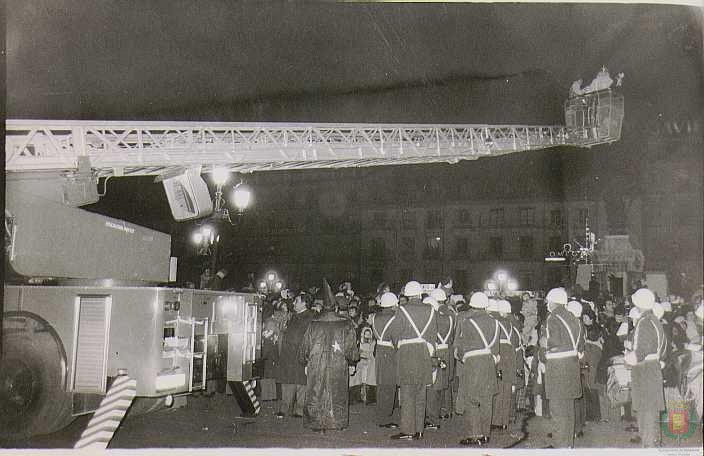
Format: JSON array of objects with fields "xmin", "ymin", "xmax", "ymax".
[{"xmin": 0, "ymin": 314, "xmax": 74, "ymax": 440}]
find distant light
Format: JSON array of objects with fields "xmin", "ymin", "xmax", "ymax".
[
  {"xmin": 545, "ymin": 256, "xmax": 566, "ymax": 262},
  {"xmin": 486, "ymin": 280, "xmax": 498, "ymax": 292},
  {"xmin": 232, "ymin": 183, "xmax": 252, "ymax": 211},
  {"xmin": 507, "ymin": 279, "xmax": 519, "ymax": 291},
  {"xmin": 258, "ymin": 281, "xmax": 267, "ymax": 289},
  {"xmin": 267, "ymin": 272, "xmax": 276, "ymax": 282},
  {"xmin": 212, "ymin": 167, "xmax": 231, "ymax": 187},
  {"xmin": 274, "ymin": 281, "xmax": 283, "ymax": 290},
  {"xmin": 192, "ymin": 232, "xmax": 203, "ymax": 244},
  {"xmin": 201, "ymin": 226, "xmax": 213, "ymax": 238},
  {"xmin": 435, "ymin": 237, "xmax": 441, "ymax": 242},
  {"xmin": 496, "ymin": 271, "xmax": 507, "ymax": 282}
]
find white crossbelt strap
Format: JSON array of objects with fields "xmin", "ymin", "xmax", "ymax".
[
  {"xmin": 545, "ymin": 313, "xmax": 580, "ymax": 359},
  {"xmin": 437, "ymin": 315, "xmax": 454, "ymax": 346},
  {"xmin": 398, "ymin": 306, "xmax": 435, "ymax": 355},
  {"xmin": 372, "ymin": 313, "xmax": 396, "ymax": 348},
  {"xmin": 497, "ymin": 320, "xmax": 513, "ymax": 346},
  {"xmin": 462, "ymin": 318, "xmax": 498, "ymax": 361}
]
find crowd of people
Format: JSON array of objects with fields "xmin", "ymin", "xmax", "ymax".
[{"xmin": 255, "ymin": 277, "xmax": 704, "ymax": 448}]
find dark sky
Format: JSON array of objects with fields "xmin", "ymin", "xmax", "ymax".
[{"xmin": 5, "ymin": 2, "xmax": 703, "ymax": 231}]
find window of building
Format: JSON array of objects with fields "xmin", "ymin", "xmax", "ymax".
[
  {"xmin": 458, "ymin": 208, "xmax": 472, "ymax": 226},
  {"xmin": 426, "ymin": 209, "xmax": 443, "ymax": 230},
  {"xmin": 373, "ymin": 211, "xmax": 386, "ymax": 226},
  {"xmin": 519, "ymin": 271, "xmax": 533, "ymax": 290},
  {"xmin": 550, "ymin": 209, "xmax": 563, "ymax": 228},
  {"xmin": 489, "ymin": 237, "xmax": 503, "ymax": 258},
  {"xmin": 520, "ymin": 207, "xmax": 535, "ymax": 226},
  {"xmin": 370, "ymin": 238, "xmax": 385, "ymax": 259},
  {"xmin": 548, "ymin": 235, "xmax": 563, "ymax": 253},
  {"xmin": 489, "ymin": 208, "xmax": 504, "ymax": 227},
  {"xmin": 456, "ymin": 237, "xmax": 468, "ymax": 256},
  {"xmin": 399, "ymin": 269, "xmax": 414, "ymax": 284},
  {"xmin": 578, "ymin": 208, "xmax": 589, "ymax": 226},
  {"xmin": 454, "ymin": 269, "xmax": 466, "ymax": 292},
  {"xmin": 519, "ymin": 236, "xmax": 534, "ymax": 259},
  {"xmin": 425, "ymin": 234, "xmax": 442, "ymax": 259},
  {"xmin": 402, "ymin": 210, "xmax": 416, "ymax": 230},
  {"xmin": 401, "ymin": 237, "xmax": 415, "ymax": 252}
]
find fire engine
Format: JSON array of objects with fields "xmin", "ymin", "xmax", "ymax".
[{"xmin": 2, "ymin": 84, "xmax": 623, "ymax": 441}]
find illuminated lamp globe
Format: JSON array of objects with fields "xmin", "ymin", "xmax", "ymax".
[
  {"xmin": 211, "ymin": 167, "xmax": 231, "ymax": 187},
  {"xmin": 274, "ymin": 281, "xmax": 283, "ymax": 290},
  {"xmin": 258, "ymin": 281, "xmax": 267, "ymax": 290},
  {"xmin": 192, "ymin": 231, "xmax": 203, "ymax": 244},
  {"xmin": 267, "ymin": 272, "xmax": 277, "ymax": 282},
  {"xmin": 232, "ymin": 183, "xmax": 253, "ymax": 211},
  {"xmin": 496, "ymin": 271, "xmax": 507, "ymax": 282},
  {"xmin": 507, "ymin": 279, "xmax": 519, "ymax": 291}
]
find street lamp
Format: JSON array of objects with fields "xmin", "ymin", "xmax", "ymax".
[{"xmin": 485, "ymin": 270, "xmax": 518, "ymax": 296}]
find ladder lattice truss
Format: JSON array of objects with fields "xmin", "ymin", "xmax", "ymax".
[{"xmin": 6, "ymin": 120, "xmax": 585, "ymax": 176}]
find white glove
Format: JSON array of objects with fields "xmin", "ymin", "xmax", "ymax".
[
  {"xmin": 578, "ymin": 351, "xmax": 584, "ymax": 360},
  {"xmin": 493, "ymin": 354, "xmax": 501, "ymax": 364},
  {"xmin": 623, "ymin": 340, "xmax": 633, "ymax": 350}
]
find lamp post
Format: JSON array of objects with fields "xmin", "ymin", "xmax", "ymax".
[
  {"xmin": 258, "ymin": 270, "xmax": 284, "ymax": 295},
  {"xmin": 485, "ymin": 270, "xmax": 519, "ymax": 297}
]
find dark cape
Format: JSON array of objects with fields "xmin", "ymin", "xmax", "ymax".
[{"xmin": 298, "ymin": 311, "xmax": 360, "ymax": 430}]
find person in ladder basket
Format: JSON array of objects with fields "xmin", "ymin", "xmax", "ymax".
[
  {"xmin": 624, "ymin": 288, "xmax": 666, "ymax": 447},
  {"xmin": 371, "ymin": 292, "xmax": 400, "ymax": 430},
  {"xmin": 427, "ymin": 288, "xmax": 455, "ymax": 423},
  {"xmin": 387, "ymin": 281, "xmax": 438, "ymax": 440},
  {"xmin": 541, "ymin": 287, "xmax": 585, "ymax": 448},
  {"xmin": 454, "ymin": 292, "xmax": 501, "ymax": 446}
]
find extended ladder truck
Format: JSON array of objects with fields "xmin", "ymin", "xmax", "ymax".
[{"xmin": 2, "ymin": 86, "xmax": 623, "ymax": 442}]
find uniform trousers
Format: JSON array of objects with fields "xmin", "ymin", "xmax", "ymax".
[
  {"xmin": 462, "ymin": 395, "xmax": 494, "ymax": 438},
  {"xmin": 575, "ymin": 395, "xmax": 585, "ymax": 434},
  {"xmin": 279, "ymin": 383, "xmax": 306, "ymax": 416},
  {"xmin": 400, "ymin": 384, "xmax": 426, "ymax": 435},
  {"xmin": 426, "ymin": 387, "xmax": 445, "ymax": 422},
  {"xmin": 376, "ymin": 384, "xmax": 397, "ymax": 423},
  {"xmin": 550, "ymin": 398, "xmax": 575, "ymax": 448},
  {"xmin": 492, "ymin": 381, "xmax": 512, "ymax": 427},
  {"xmin": 636, "ymin": 408, "xmax": 660, "ymax": 447}
]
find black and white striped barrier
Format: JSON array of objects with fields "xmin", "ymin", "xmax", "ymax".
[
  {"xmin": 74, "ymin": 374, "xmax": 137, "ymax": 450},
  {"xmin": 229, "ymin": 380, "xmax": 260, "ymax": 416}
]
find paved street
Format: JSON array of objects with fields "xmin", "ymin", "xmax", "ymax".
[{"xmin": 1, "ymin": 393, "xmax": 701, "ymax": 450}]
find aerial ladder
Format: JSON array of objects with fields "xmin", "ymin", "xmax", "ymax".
[{"xmin": 2, "ymin": 83, "xmax": 623, "ymax": 442}]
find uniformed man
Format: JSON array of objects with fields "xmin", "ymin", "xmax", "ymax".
[
  {"xmin": 624, "ymin": 288, "xmax": 666, "ymax": 448},
  {"xmin": 567, "ymin": 300, "xmax": 587, "ymax": 438},
  {"xmin": 427, "ymin": 288, "xmax": 455, "ymax": 423},
  {"xmin": 388, "ymin": 281, "xmax": 438, "ymax": 440},
  {"xmin": 542, "ymin": 288, "xmax": 584, "ymax": 448},
  {"xmin": 371, "ymin": 291, "xmax": 400, "ymax": 429},
  {"xmin": 454, "ymin": 292, "xmax": 500, "ymax": 446},
  {"xmin": 490, "ymin": 299, "xmax": 517, "ymax": 432}
]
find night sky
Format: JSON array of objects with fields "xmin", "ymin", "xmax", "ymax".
[{"xmin": 5, "ymin": 2, "xmax": 703, "ymax": 287}]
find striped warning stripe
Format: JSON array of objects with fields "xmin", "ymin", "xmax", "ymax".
[
  {"xmin": 74, "ymin": 376, "xmax": 137, "ymax": 450},
  {"xmin": 243, "ymin": 380, "xmax": 260, "ymax": 415}
]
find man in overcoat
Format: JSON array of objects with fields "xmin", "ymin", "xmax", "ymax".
[
  {"xmin": 541, "ymin": 287, "xmax": 584, "ymax": 448},
  {"xmin": 490, "ymin": 299, "xmax": 517, "ymax": 431},
  {"xmin": 624, "ymin": 288, "xmax": 666, "ymax": 447},
  {"xmin": 276, "ymin": 293, "xmax": 315, "ymax": 418},
  {"xmin": 454, "ymin": 292, "xmax": 500, "ymax": 446},
  {"xmin": 387, "ymin": 281, "xmax": 437, "ymax": 440},
  {"xmin": 298, "ymin": 280, "xmax": 359, "ymax": 431},
  {"xmin": 371, "ymin": 291, "xmax": 400, "ymax": 429}
]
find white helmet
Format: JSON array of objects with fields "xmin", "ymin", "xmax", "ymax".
[
  {"xmin": 379, "ymin": 292, "xmax": 399, "ymax": 308},
  {"xmin": 498, "ymin": 299, "xmax": 512, "ymax": 315},
  {"xmin": 695, "ymin": 303, "xmax": 703, "ymax": 320},
  {"xmin": 546, "ymin": 288, "xmax": 568, "ymax": 305},
  {"xmin": 403, "ymin": 281, "xmax": 423, "ymax": 297},
  {"xmin": 487, "ymin": 299, "xmax": 500, "ymax": 313},
  {"xmin": 660, "ymin": 301, "xmax": 672, "ymax": 312},
  {"xmin": 430, "ymin": 288, "xmax": 447, "ymax": 302},
  {"xmin": 423, "ymin": 296, "xmax": 440, "ymax": 310},
  {"xmin": 469, "ymin": 292, "xmax": 489, "ymax": 309},
  {"xmin": 567, "ymin": 300, "xmax": 583, "ymax": 318},
  {"xmin": 631, "ymin": 288, "xmax": 655, "ymax": 310},
  {"xmin": 652, "ymin": 302, "xmax": 664, "ymax": 320},
  {"xmin": 628, "ymin": 306, "xmax": 641, "ymax": 321}
]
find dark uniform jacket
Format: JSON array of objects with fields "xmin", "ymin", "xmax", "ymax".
[
  {"xmin": 388, "ymin": 298, "xmax": 437, "ymax": 386},
  {"xmin": 298, "ymin": 311, "xmax": 359, "ymax": 429},
  {"xmin": 631, "ymin": 311, "xmax": 666, "ymax": 412},
  {"xmin": 371, "ymin": 308, "xmax": 398, "ymax": 386},
  {"xmin": 543, "ymin": 305, "xmax": 584, "ymax": 399},
  {"xmin": 494, "ymin": 314, "xmax": 518, "ymax": 386},
  {"xmin": 431, "ymin": 304, "xmax": 455, "ymax": 390},
  {"xmin": 277, "ymin": 309, "xmax": 315, "ymax": 385},
  {"xmin": 454, "ymin": 308, "xmax": 500, "ymax": 408}
]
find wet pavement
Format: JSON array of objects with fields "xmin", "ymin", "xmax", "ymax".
[{"xmin": 1, "ymin": 394, "xmax": 702, "ymax": 450}]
